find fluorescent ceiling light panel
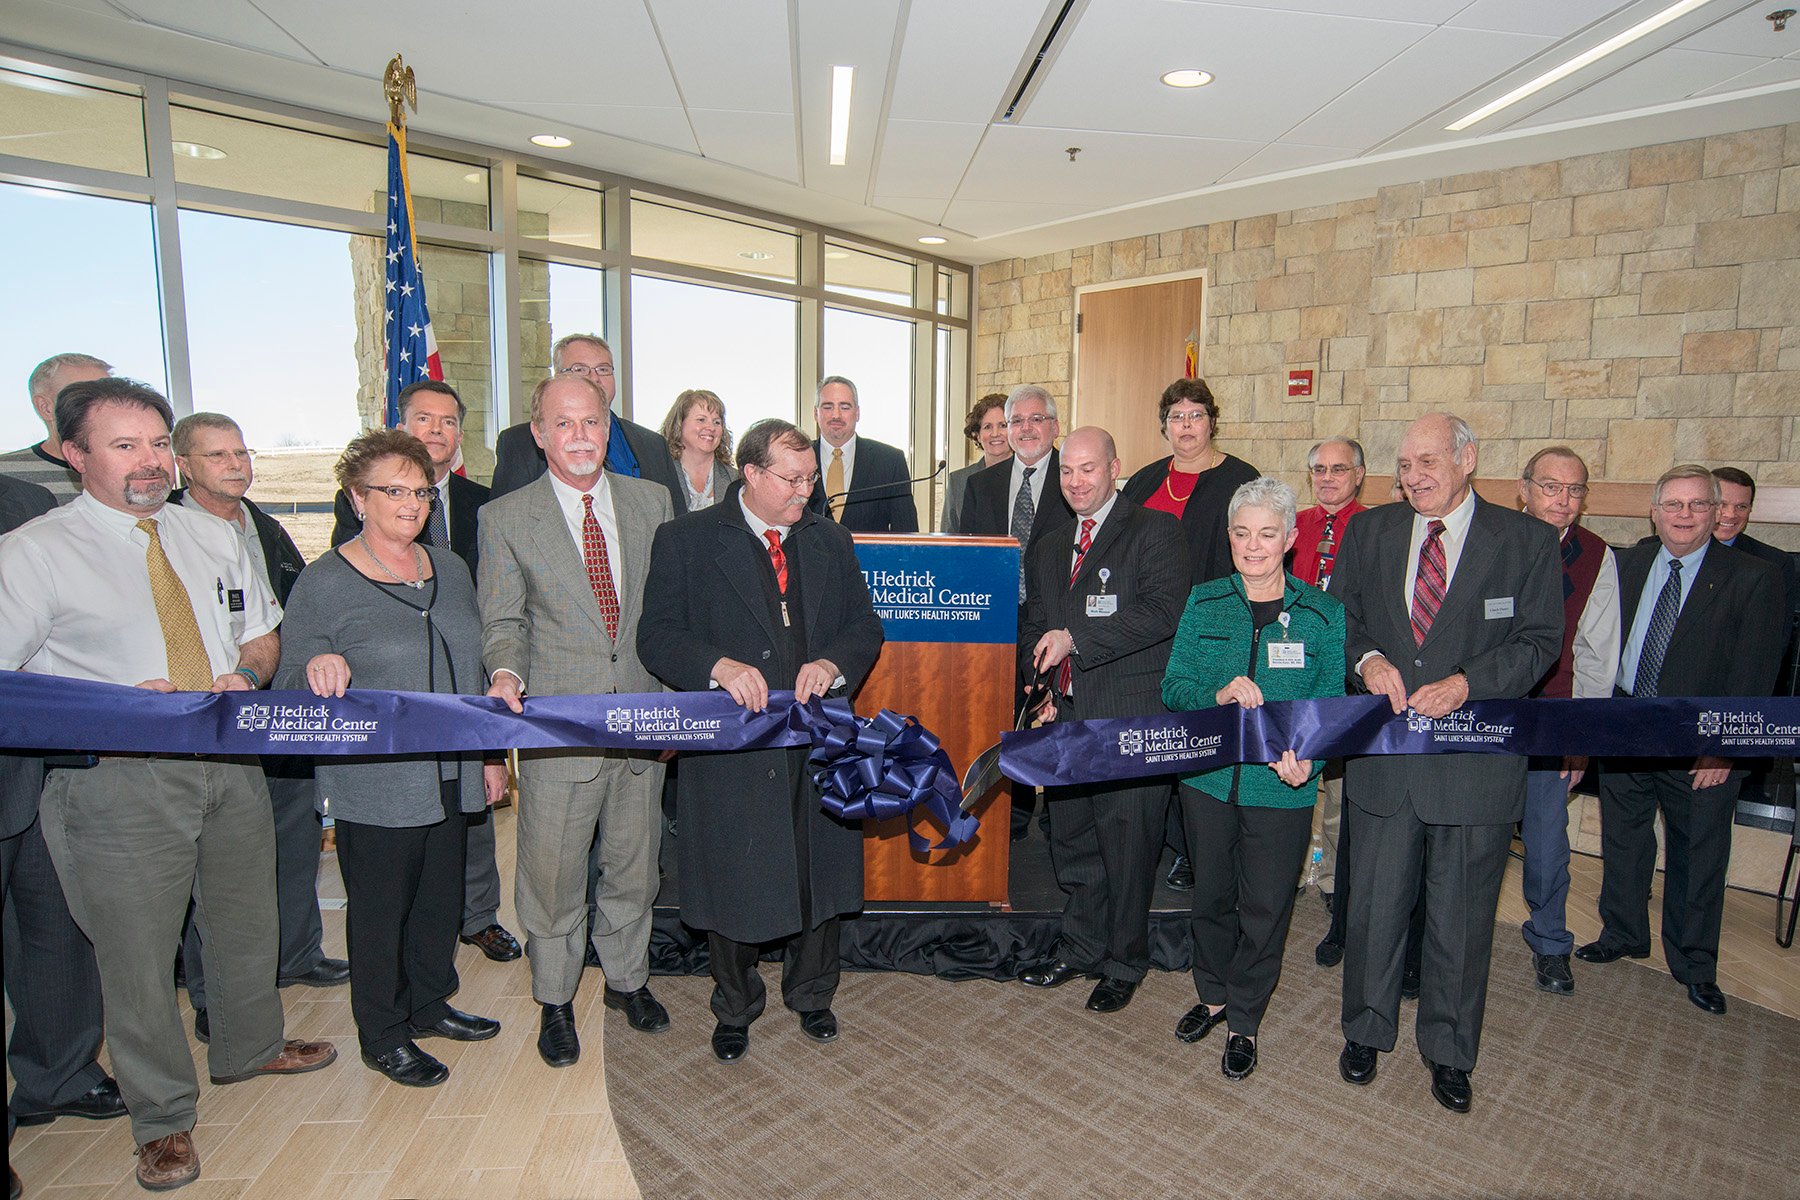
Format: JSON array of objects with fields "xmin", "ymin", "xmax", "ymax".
[
  {"xmin": 829, "ymin": 65, "xmax": 854, "ymax": 166},
  {"xmin": 1446, "ymin": 0, "xmax": 1714, "ymax": 131}
]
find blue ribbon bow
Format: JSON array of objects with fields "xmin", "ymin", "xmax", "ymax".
[{"xmin": 796, "ymin": 698, "xmax": 980, "ymax": 852}]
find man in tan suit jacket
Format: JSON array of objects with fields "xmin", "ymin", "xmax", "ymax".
[{"xmin": 479, "ymin": 373, "xmax": 673, "ymax": 1068}]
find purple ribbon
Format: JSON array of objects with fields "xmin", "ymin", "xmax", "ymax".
[{"xmin": 797, "ymin": 699, "xmax": 980, "ymax": 851}]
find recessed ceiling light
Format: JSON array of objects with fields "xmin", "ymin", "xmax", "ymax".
[
  {"xmin": 738, "ymin": 250, "xmax": 775, "ymax": 261},
  {"xmin": 918, "ymin": 236, "xmax": 947, "ymax": 245},
  {"xmin": 825, "ymin": 250, "xmax": 851, "ymax": 260},
  {"xmin": 828, "ymin": 65, "xmax": 854, "ymax": 166},
  {"xmin": 1160, "ymin": 69, "xmax": 1214, "ymax": 89},
  {"xmin": 530, "ymin": 133, "xmax": 573, "ymax": 149},
  {"xmin": 171, "ymin": 141, "xmax": 226, "ymax": 160},
  {"xmin": 463, "ymin": 171, "xmax": 483, "ymax": 184}
]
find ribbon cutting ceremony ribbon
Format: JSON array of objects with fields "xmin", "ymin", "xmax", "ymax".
[{"xmin": 999, "ymin": 695, "xmax": 1800, "ymax": 789}]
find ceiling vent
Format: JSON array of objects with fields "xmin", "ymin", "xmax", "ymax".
[{"xmin": 994, "ymin": 0, "xmax": 1086, "ymax": 124}]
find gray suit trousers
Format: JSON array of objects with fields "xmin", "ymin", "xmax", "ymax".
[
  {"xmin": 461, "ymin": 807, "xmax": 502, "ymax": 933},
  {"xmin": 515, "ymin": 755, "xmax": 663, "ymax": 1003}
]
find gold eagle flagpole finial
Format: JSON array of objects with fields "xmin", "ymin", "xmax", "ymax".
[{"xmin": 383, "ymin": 53, "xmax": 416, "ymax": 129}]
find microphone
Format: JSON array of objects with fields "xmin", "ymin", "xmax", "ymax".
[{"xmin": 822, "ymin": 459, "xmax": 947, "ymax": 507}]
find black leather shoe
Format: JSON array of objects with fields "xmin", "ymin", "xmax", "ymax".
[
  {"xmin": 1174, "ymin": 1003, "xmax": 1227, "ymax": 1044},
  {"xmin": 1400, "ymin": 966, "xmax": 1421, "ymax": 1000},
  {"xmin": 1221, "ymin": 1034, "xmax": 1257, "ymax": 1081},
  {"xmin": 798, "ymin": 1009, "xmax": 838, "ymax": 1042},
  {"xmin": 460, "ymin": 924, "xmax": 522, "ymax": 962},
  {"xmin": 537, "ymin": 1001, "xmax": 580, "ymax": 1067},
  {"xmin": 712, "ymin": 1022, "xmax": 749, "ymax": 1062},
  {"xmin": 603, "ymin": 985, "xmax": 671, "ymax": 1034},
  {"xmin": 361, "ymin": 1041, "xmax": 448, "ymax": 1088},
  {"xmin": 1687, "ymin": 981, "xmax": 1727, "ymax": 1015},
  {"xmin": 1019, "ymin": 958, "xmax": 1098, "ymax": 989},
  {"xmin": 279, "ymin": 957, "xmax": 351, "ymax": 988},
  {"xmin": 584, "ymin": 941, "xmax": 602, "ymax": 969},
  {"xmin": 1339, "ymin": 1041, "xmax": 1378, "ymax": 1085},
  {"xmin": 1427, "ymin": 1060, "xmax": 1472, "ymax": 1113},
  {"xmin": 1533, "ymin": 952, "xmax": 1574, "ymax": 994},
  {"xmin": 410, "ymin": 1007, "xmax": 501, "ymax": 1041},
  {"xmin": 1165, "ymin": 854, "xmax": 1194, "ymax": 891},
  {"xmin": 12, "ymin": 1077, "xmax": 128, "ymax": 1125},
  {"xmin": 1314, "ymin": 932, "xmax": 1344, "ymax": 968},
  {"xmin": 1574, "ymin": 939, "xmax": 1651, "ymax": 964},
  {"xmin": 1085, "ymin": 977, "xmax": 1137, "ymax": 1013},
  {"xmin": 193, "ymin": 1007, "xmax": 210, "ymax": 1044}
]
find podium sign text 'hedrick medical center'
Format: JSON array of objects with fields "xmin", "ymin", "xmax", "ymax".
[{"xmin": 852, "ymin": 540, "xmax": 1019, "ymax": 645}]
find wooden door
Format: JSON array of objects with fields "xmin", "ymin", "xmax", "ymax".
[{"xmin": 1073, "ymin": 274, "xmax": 1206, "ymax": 478}]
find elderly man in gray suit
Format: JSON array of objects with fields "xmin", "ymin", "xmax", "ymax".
[
  {"xmin": 479, "ymin": 372, "xmax": 674, "ymax": 1068},
  {"xmin": 1329, "ymin": 412, "xmax": 1561, "ymax": 1115}
]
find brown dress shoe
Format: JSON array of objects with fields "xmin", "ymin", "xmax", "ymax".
[
  {"xmin": 135, "ymin": 1131, "xmax": 200, "ymax": 1191},
  {"xmin": 210, "ymin": 1039, "xmax": 338, "ymax": 1085}
]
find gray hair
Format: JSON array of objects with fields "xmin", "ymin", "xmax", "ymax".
[
  {"xmin": 1306, "ymin": 436, "xmax": 1365, "ymax": 471},
  {"xmin": 1227, "ymin": 477, "xmax": 1299, "ymax": 535},
  {"xmin": 817, "ymin": 375, "xmax": 859, "ymax": 405},
  {"xmin": 29, "ymin": 353, "xmax": 111, "ymax": 401},
  {"xmin": 1004, "ymin": 384, "xmax": 1058, "ymax": 421},
  {"xmin": 1435, "ymin": 412, "xmax": 1477, "ymax": 457},
  {"xmin": 551, "ymin": 333, "xmax": 611, "ymax": 370},
  {"xmin": 1652, "ymin": 464, "xmax": 1721, "ymax": 508},
  {"xmin": 172, "ymin": 412, "xmax": 244, "ymax": 456}
]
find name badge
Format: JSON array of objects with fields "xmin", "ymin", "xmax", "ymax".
[
  {"xmin": 1484, "ymin": 596, "xmax": 1514, "ymax": 620},
  {"xmin": 226, "ymin": 589, "xmax": 245, "ymax": 613},
  {"xmin": 1086, "ymin": 594, "xmax": 1118, "ymax": 618},
  {"xmin": 1267, "ymin": 641, "xmax": 1305, "ymax": 669}
]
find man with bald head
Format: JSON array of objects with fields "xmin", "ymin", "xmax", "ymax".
[
  {"xmin": 1328, "ymin": 412, "xmax": 1561, "ymax": 1113},
  {"xmin": 1, "ymin": 353, "xmax": 112, "ymax": 501},
  {"xmin": 1015, "ymin": 427, "xmax": 1190, "ymax": 1014}
]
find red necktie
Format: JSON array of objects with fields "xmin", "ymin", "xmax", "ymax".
[
  {"xmin": 1058, "ymin": 518, "xmax": 1096, "ymax": 695},
  {"xmin": 764, "ymin": 529, "xmax": 788, "ymax": 594},
  {"xmin": 1410, "ymin": 519, "xmax": 1447, "ymax": 647},
  {"xmin": 582, "ymin": 493, "xmax": 620, "ymax": 640}
]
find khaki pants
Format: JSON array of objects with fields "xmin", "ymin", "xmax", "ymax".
[{"xmin": 1310, "ymin": 762, "xmax": 1345, "ymax": 894}]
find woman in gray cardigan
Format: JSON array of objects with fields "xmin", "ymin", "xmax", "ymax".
[
  {"xmin": 275, "ymin": 429, "xmax": 505, "ymax": 1089},
  {"xmin": 659, "ymin": 388, "xmax": 739, "ymax": 515}
]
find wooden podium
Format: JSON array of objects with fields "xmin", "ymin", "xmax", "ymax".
[{"xmin": 850, "ymin": 535, "xmax": 1018, "ymax": 905}]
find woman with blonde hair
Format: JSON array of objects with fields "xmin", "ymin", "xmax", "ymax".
[{"xmin": 660, "ymin": 389, "xmax": 739, "ymax": 515}]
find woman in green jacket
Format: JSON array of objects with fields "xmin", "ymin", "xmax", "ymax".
[{"xmin": 1161, "ymin": 477, "xmax": 1346, "ymax": 1081}]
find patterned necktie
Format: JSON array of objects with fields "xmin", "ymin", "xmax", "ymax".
[
  {"xmin": 581, "ymin": 494, "xmax": 620, "ymax": 640},
  {"xmin": 826, "ymin": 447, "xmax": 846, "ymax": 521},
  {"xmin": 764, "ymin": 529, "xmax": 788, "ymax": 594},
  {"xmin": 1057, "ymin": 517, "xmax": 1097, "ymax": 696},
  {"xmin": 1010, "ymin": 465, "xmax": 1037, "ymax": 602},
  {"xmin": 425, "ymin": 485, "xmax": 449, "ymax": 549},
  {"xmin": 1317, "ymin": 512, "xmax": 1338, "ymax": 585},
  {"xmin": 137, "ymin": 518, "xmax": 214, "ymax": 690},
  {"xmin": 1631, "ymin": 558, "xmax": 1684, "ymax": 698},
  {"xmin": 1409, "ymin": 519, "xmax": 1447, "ymax": 647},
  {"xmin": 1560, "ymin": 531, "xmax": 1582, "ymax": 601}
]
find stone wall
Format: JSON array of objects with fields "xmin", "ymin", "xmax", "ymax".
[{"xmin": 977, "ymin": 122, "xmax": 1800, "ymax": 549}]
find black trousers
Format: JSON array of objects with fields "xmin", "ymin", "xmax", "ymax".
[
  {"xmin": 1046, "ymin": 774, "xmax": 1165, "ymax": 982},
  {"xmin": 708, "ymin": 921, "xmax": 840, "ymax": 1025},
  {"xmin": 1327, "ymin": 792, "xmax": 1426, "ymax": 979},
  {"xmin": 1182, "ymin": 790, "xmax": 1312, "ymax": 1037},
  {"xmin": 335, "ymin": 782, "xmax": 465, "ymax": 1055},
  {"xmin": 1597, "ymin": 763, "xmax": 1738, "ymax": 984}
]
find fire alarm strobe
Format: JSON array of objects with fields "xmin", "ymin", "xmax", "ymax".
[{"xmin": 1287, "ymin": 370, "xmax": 1314, "ymax": 397}]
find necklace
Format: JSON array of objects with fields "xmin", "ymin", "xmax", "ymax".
[
  {"xmin": 1165, "ymin": 448, "xmax": 1220, "ymax": 504},
  {"xmin": 358, "ymin": 532, "xmax": 426, "ymax": 589}
]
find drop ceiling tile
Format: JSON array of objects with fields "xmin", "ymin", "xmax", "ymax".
[
  {"xmin": 871, "ymin": 194, "xmax": 952, "ymax": 224},
  {"xmin": 1692, "ymin": 58, "xmax": 1800, "ymax": 95},
  {"xmin": 889, "ymin": 0, "xmax": 1046, "ymax": 122},
  {"xmin": 1673, "ymin": 4, "xmax": 1799, "ymax": 57},
  {"xmin": 958, "ymin": 124, "xmax": 1261, "ymax": 207},
  {"xmin": 1167, "ymin": 0, "xmax": 1466, "ymax": 20},
  {"xmin": 650, "ymin": 0, "xmax": 794, "ymax": 112},
  {"xmin": 1445, "ymin": 0, "xmax": 1630, "ymax": 38},
  {"xmin": 517, "ymin": 103, "xmax": 700, "ymax": 153},
  {"xmin": 1217, "ymin": 140, "xmax": 1360, "ymax": 184},
  {"xmin": 793, "ymin": 0, "xmax": 905, "ymax": 200},
  {"xmin": 101, "ymin": 0, "xmax": 314, "ymax": 59},
  {"xmin": 1515, "ymin": 47, "xmax": 1778, "ymax": 126},
  {"xmin": 944, "ymin": 197, "xmax": 1095, "ymax": 238},
  {"xmin": 874, "ymin": 119, "xmax": 987, "ymax": 200},
  {"xmin": 687, "ymin": 107, "xmax": 798, "ymax": 179}
]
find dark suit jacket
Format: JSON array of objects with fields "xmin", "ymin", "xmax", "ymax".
[
  {"xmin": 331, "ymin": 471, "xmax": 489, "ymax": 578},
  {"xmin": 808, "ymin": 437, "xmax": 919, "ymax": 533},
  {"xmin": 1332, "ymin": 494, "xmax": 1562, "ymax": 825},
  {"xmin": 1616, "ymin": 539, "xmax": 1784, "ymax": 699},
  {"xmin": 958, "ymin": 450, "xmax": 1074, "ymax": 563},
  {"xmin": 488, "ymin": 414, "xmax": 680, "ymax": 504},
  {"xmin": 0, "ymin": 474, "xmax": 57, "ymax": 839},
  {"xmin": 1020, "ymin": 498, "xmax": 1190, "ymax": 720},
  {"xmin": 171, "ymin": 489, "xmax": 306, "ymax": 607},
  {"xmin": 670, "ymin": 461, "xmax": 740, "ymax": 518},
  {"xmin": 1120, "ymin": 452, "xmax": 1260, "ymax": 586},
  {"xmin": 1726, "ymin": 532, "xmax": 1798, "ymax": 647}
]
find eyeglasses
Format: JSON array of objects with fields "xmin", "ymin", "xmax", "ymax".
[
  {"xmin": 1166, "ymin": 412, "xmax": 1212, "ymax": 428},
  {"xmin": 559, "ymin": 363, "xmax": 615, "ymax": 378},
  {"xmin": 1656, "ymin": 500, "xmax": 1717, "ymax": 515},
  {"xmin": 366, "ymin": 485, "xmax": 439, "ymax": 504},
  {"xmin": 1008, "ymin": 414, "xmax": 1053, "ymax": 428},
  {"xmin": 1527, "ymin": 479, "xmax": 1589, "ymax": 500},
  {"xmin": 1309, "ymin": 464, "xmax": 1356, "ymax": 477},
  {"xmin": 189, "ymin": 449, "xmax": 255, "ymax": 464},
  {"xmin": 757, "ymin": 468, "xmax": 819, "ymax": 490}
]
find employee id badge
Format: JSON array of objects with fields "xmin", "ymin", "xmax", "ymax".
[
  {"xmin": 1085, "ymin": 594, "xmax": 1118, "ymax": 617},
  {"xmin": 1267, "ymin": 640, "xmax": 1305, "ymax": 669},
  {"xmin": 226, "ymin": 588, "xmax": 245, "ymax": 613}
]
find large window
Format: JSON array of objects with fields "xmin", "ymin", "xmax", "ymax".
[
  {"xmin": 631, "ymin": 277, "xmax": 796, "ymax": 441},
  {"xmin": 823, "ymin": 307, "xmax": 915, "ymax": 457}
]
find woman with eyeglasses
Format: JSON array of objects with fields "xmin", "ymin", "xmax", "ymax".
[
  {"xmin": 941, "ymin": 392, "xmax": 1011, "ymax": 534},
  {"xmin": 659, "ymin": 388, "xmax": 740, "ymax": 515},
  {"xmin": 274, "ymin": 428, "xmax": 505, "ymax": 1088}
]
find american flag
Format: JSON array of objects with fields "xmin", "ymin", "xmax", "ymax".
[{"xmin": 383, "ymin": 119, "xmax": 442, "ymax": 427}]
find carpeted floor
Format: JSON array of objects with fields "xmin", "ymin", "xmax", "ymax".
[{"xmin": 606, "ymin": 896, "xmax": 1799, "ymax": 1200}]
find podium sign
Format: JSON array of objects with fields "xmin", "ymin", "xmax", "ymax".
[{"xmin": 857, "ymin": 539, "xmax": 1017, "ymax": 643}]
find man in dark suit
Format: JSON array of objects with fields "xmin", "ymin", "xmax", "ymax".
[
  {"xmin": 1331, "ymin": 412, "xmax": 1561, "ymax": 1114},
  {"xmin": 639, "ymin": 418, "xmax": 884, "ymax": 1064},
  {"xmin": 1015, "ymin": 428, "xmax": 1190, "ymax": 1014},
  {"xmin": 487, "ymin": 333, "xmax": 680, "ymax": 505},
  {"xmin": 958, "ymin": 384, "xmax": 1074, "ymax": 839},
  {"xmin": 1711, "ymin": 467, "xmax": 1797, "ymax": 646},
  {"xmin": 807, "ymin": 375, "xmax": 918, "ymax": 533},
  {"xmin": 1576, "ymin": 465, "xmax": 1785, "ymax": 1015},
  {"xmin": 2, "ymin": 473, "xmax": 126, "ymax": 1152},
  {"xmin": 170, "ymin": 413, "xmax": 349, "ymax": 1039},
  {"xmin": 328, "ymin": 380, "xmax": 518, "ymax": 965}
]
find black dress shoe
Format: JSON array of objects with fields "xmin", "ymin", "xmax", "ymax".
[
  {"xmin": 1574, "ymin": 939, "xmax": 1651, "ymax": 964},
  {"xmin": 1165, "ymin": 854, "xmax": 1194, "ymax": 891},
  {"xmin": 584, "ymin": 941, "xmax": 603, "ymax": 969},
  {"xmin": 410, "ymin": 1007, "xmax": 501, "ymax": 1041},
  {"xmin": 460, "ymin": 924, "xmax": 522, "ymax": 962},
  {"xmin": 1085, "ymin": 977, "xmax": 1137, "ymax": 1013},
  {"xmin": 12, "ymin": 1077, "xmax": 128, "ymax": 1126},
  {"xmin": 1174, "ymin": 1003, "xmax": 1227, "ymax": 1044},
  {"xmin": 712, "ymin": 1022, "xmax": 749, "ymax": 1062},
  {"xmin": 603, "ymin": 985, "xmax": 671, "ymax": 1034},
  {"xmin": 1339, "ymin": 1041, "xmax": 1379, "ymax": 1085},
  {"xmin": 193, "ymin": 1007, "xmax": 210, "ymax": 1044},
  {"xmin": 798, "ymin": 1009, "xmax": 838, "ymax": 1042},
  {"xmin": 1221, "ymin": 1034, "xmax": 1258, "ymax": 1081},
  {"xmin": 1315, "ymin": 932, "xmax": 1344, "ymax": 968},
  {"xmin": 1686, "ymin": 981, "xmax": 1727, "ymax": 1014},
  {"xmin": 361, "ymin": 1041, "xmax": 448, "ymax": 1088},
  {"xmin": 1427, "ymin": 1060, "xmax": 1472, "ymax": 1113},
  {"xmin": 1533, "ymin": 952, "xmax": 1574, "ymax": 994},
  {"xmin": 279, "ymin": 957, "xmax": 351, "ymax": 988},
  {"xmin": 1400, "ymin": 966, "xmax": 1421, "ymax": 1000},
  {"xmin": 1018, "ymin": 958, "xmax": 1098, "ymax": 989},
  {"xmin": 537, "ymin": 1001, "xmax": 580, "ymax": 1067}
]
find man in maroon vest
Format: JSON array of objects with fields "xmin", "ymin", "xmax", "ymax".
[{"xmin": 1517, "ymin": 447, "xmax": 1619, "ymax": 995}]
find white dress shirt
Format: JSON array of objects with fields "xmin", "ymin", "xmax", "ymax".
[
  {"xmin": 178, "ymin": 492, "xmax": 268, "ymax": 587},
  {"xmin": 1068, "ymin": 494, "xmax": 1119, "ymax": 575},
  {"xmin": 1568, "ymin": 534, "xmax": 1622, "ymax": 700},
  {"xmin": 1617, "ymin": 540, "xmax": 1709, "ymax": 693},
  {"xmin": 1357, "ymin": 487, "xmax": 1478, "ymax": 678},
  {"xmin": 547, "ymin": 469, "xmax": 623, "ymax": 592}
]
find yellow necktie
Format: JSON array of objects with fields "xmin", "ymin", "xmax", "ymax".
[
  {"xmin": 137, "ymin": 518, "xmax": 215, "ymax": 691},
  {"xmin": 827, "ymin": 447, "xmax": 845, "ymax": 521}
]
